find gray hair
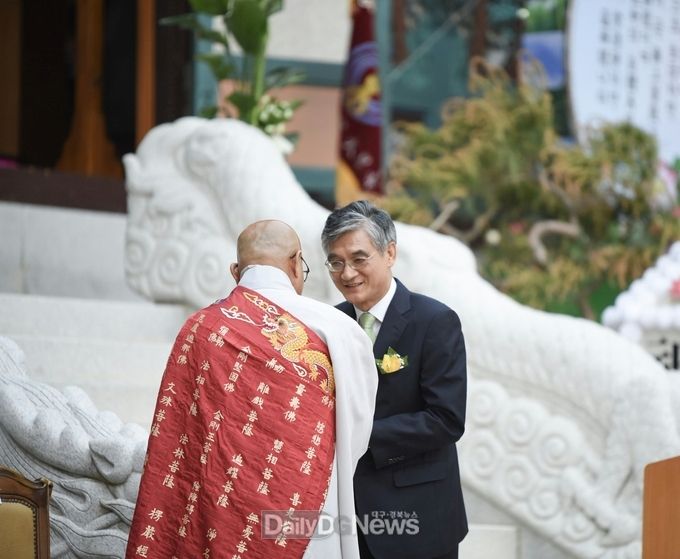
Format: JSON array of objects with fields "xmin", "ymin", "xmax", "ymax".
[{"xmin": 321, "ymin": 200, "xmax": 397, "ymax": 254}]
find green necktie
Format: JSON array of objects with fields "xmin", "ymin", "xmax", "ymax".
[{"xmin": 358, "ymin": 312, "xmax": 377, "ymax": 343}]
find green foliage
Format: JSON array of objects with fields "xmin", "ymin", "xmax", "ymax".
[
  {"xmin": 162, "ymin": 0, "xmax": 303, "ymax": 144},
  {"xmin": 385, "ymin": 58, "xmax": 680, "ymax": 319},
  {"xmin": 524, "ymin": 0, "xmax": 567, "ymax": 32}
]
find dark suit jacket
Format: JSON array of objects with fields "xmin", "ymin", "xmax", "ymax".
[{"xmin": 337, "ymin": 278, "xmax": 468, "ymax": 558}]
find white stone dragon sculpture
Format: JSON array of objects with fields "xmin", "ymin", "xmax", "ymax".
[{"xmin": 122, "ymin": 117, "xmax": 680, "ymax": 558}]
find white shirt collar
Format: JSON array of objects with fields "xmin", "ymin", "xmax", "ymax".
[
  {"xmin": 238, "ymin": 265, "xmax": 296, "ymax": 293},
  {"xmin": 354, "ymin": 278, "xmax": 397, "ymax": 324}
]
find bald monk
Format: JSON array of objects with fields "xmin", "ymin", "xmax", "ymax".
[{"xmin": 126, "ymin": 220, "xmax": 378, "ymax": 559}]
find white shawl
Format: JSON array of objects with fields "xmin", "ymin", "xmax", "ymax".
[{"xmin": 239, "ymin": 265, "xmax": 377, "ymax": 559}]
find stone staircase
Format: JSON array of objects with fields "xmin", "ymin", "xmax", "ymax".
[
  {"xmin": 461, "ymin": 524, "xmax": 518, "ymax": 559},
  {"xmin": 0, "ymin": 292, "xmax": 189, "ymax": 428}
]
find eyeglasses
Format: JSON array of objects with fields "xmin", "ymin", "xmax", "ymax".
[
  {"xmin": 301, "ymin": 256, "xmax": 310, "ymax": 282},
  {"xmin": 291, "ymin": 252, "xmax": 310, "ymax": 282},
  {"xmin": 324, "ymin": 253, "xmax": 375, "ymax": 273}
]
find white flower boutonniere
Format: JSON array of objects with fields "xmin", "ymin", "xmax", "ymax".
[{"xmin": 376, "ymin": 347, "xmax": 408, "ymax": 374}]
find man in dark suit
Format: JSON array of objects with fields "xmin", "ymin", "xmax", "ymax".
[{"xmin": 321, "ymin": 200, "xmax": 468, "ymax": 559}]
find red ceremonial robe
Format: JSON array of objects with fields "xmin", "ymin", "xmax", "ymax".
[{"xmin": 126, "ymin": 286, "xmax": 336, "ymax": 559}]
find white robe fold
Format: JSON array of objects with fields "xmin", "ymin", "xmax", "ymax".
[{"xmin": 239, "ymin": 265, "xmax": 377, "ymax": 559}]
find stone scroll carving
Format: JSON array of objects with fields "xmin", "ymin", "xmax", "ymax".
[{"xmin": 0, "ymin": 336, "xmax": 147, "ymax": 558}]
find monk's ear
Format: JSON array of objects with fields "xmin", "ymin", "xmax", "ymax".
[
  {"xmin": 289, "ymin": 251, "xmax": 301, "ymax": 281},
  {"xmin": 230, "ymin": 263, "xmax": 239, "ymax": 283}
]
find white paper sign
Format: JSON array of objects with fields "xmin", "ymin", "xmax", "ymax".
[{"xmin": 568, "ymin": 0, "xmax": 680, "ymax": 163}]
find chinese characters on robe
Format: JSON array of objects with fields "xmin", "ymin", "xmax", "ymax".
[{"xmin": 127, "ymin": 287, "xmax": 336, "ymax": 559}]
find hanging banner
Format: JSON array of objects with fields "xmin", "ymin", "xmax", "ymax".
[
  {"xmin": 336, "ymin": 0, "xmax": 383, "ymax": 205},
  {"xmin": 568, "ymin": 0, "xmax": 680, "ymax": 165}
]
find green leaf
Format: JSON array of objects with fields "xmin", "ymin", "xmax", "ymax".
[
  {"xmin": 197, "ymin": 52, "xmax": 235, "ymax": 81},
  {"xmin": 226, "ymin": 0, "xmax": 268, "ymax": 54},
  {"xmin": 189, "ymin": 0, "xmax": 228, "ymax": 16},
  {"xmin": 195, "ymin": 28, "xmax": 230, "ymax": 46},
  {"xmin": 228, "ymin": 91, "xmax": 257, "ymax": 121},
  {"xmin": 159, "ymin": 13, "xmax": 202, "ymax": 29},
  {"xmin": 263, "ymin": 0, "xmax": 284, "ymax": 16},
  {"xmin": 264, "ymin": 67, "xmax": 306, "ymax": 90}
]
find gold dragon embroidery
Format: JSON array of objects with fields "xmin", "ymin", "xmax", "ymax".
[{"xmin": 261, "ymin": 315, "xmax": 335, "ymax": 394}]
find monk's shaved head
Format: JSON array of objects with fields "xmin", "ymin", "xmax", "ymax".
[
  {"xmin": 231, "ymin": 220, "xmax": 306, "ymax": 294},
  {"xmin": 236, "ymin": 220, "xmax": 301, "ymax": 268}
]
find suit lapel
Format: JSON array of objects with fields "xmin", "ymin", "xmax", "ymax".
[
  {"xmin": 336, "ymin": 279, "xmax": 412, "ymax": 359},
  {"xmin": 337, "ymin": 300, "xmax": 356, "ymax": 321},
  {"xmin": 373, "ymin": 279, "xmax": 411, "ymax": 359}
]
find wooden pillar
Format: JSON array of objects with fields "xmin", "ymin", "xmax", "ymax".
[
  {"xmin": 0, "ymin": 0, "xmax": 22, "ymax": 159},
  {"xmin": 136, "ymin": 1, "xmax": 156, "ymax": 146},
  {"xmin": 470, "ymin": 0, "xmax": 488, "ymax": 61},
  {"xmin": 57, "ymin": 0, "xmax": 122, "ymax": 177}
]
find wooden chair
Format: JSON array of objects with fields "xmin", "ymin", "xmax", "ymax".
[{"xmin": 0, "ymin": 466, "xmax": 53, "ymax": 559}]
